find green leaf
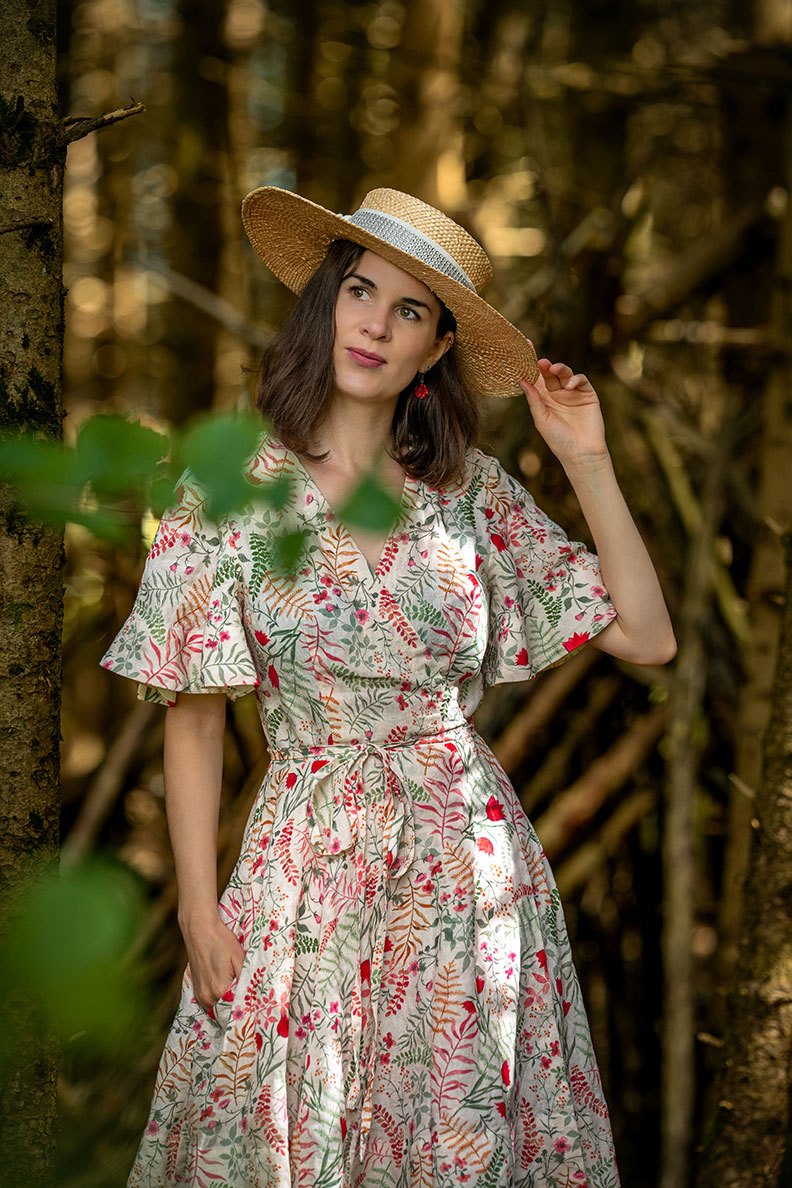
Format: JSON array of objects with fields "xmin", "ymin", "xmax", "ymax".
[
  {"xmin": 339, "ymin": 472, "xmax": 401, "ymax": 532},
  {"xmin": 178, "ymin": 411, "xmax": 266, "ymax": 519}
]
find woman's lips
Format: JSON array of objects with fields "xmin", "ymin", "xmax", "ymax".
[{"xmin": 346, "ymin": 348, "xmax": 386, "ymax": 368}]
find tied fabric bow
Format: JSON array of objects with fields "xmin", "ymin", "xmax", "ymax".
[{"xmin": 269, "ymin": 740, "xmax": 417, "ymax": 1165}]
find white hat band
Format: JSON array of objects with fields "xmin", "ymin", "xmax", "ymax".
[{"xmin": 342, "ymin": 209, "xmax": 476, "ymax": 292}]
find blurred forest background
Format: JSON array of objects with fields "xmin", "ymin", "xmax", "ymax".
[{"xmin": 45, "ymin": 0, "xmax": 792, "ymax": 1183}]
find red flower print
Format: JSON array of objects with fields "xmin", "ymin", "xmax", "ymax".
[
  {"xmin": 384, "ymin": 935, "xmax": 393, "ymax": 952},
  {"xmin": 485, "ymin": 508, "xmax": 494, "ymax": 520},
  {"xmin": 360, "ymin": 959, "xmax": 371, "ymax": 983},
  {"xmin": 490, "ymin": 532, "xmax": 507, "ymax": 552},
  {"xmin": 340, "ymin": 1117, "xmax": 347, "ymax": 1140},
  {"xmin": 254, "ymin": 630, "xmax": 269, "ymax": 646},
  {"xmin": 563, "ymin": 999, "xmax": 571, "ymax": 1016},
  {"xmin": 277, "ymin": 1011, "xmax": 289, "ymax": 1037},
  {"xmin": 562, "ymin": 631, "xmax": 590, "ymax": 653},
  {"xmin": 536, "ymin": 949, "xmax": 547, "ymax": 970},
  {"xmin": 475, "ymin": 553, "xmax": 483, "ymax": 571},
  {"xmin": 554, "ymin": 1137, "xmax": 571, "ymax": 1153},
  {"xmin": 268, "ymin": 665, "xmax": 280, "ymax": 688},
  {"xmin": 463, "ymin": 1000, "xmax": 476, "ymax": 1014},
  {"xmin": 486, "ymin": 796, "xmax": 505, "ymax": 821},
  {"xmin": 496, "ymin": 1102, "xmax": 506, "ymax": 1118},
  {"xmin": 477, "ymin": 837, "xmax": 494, "ymax": 855},
  {"xmin": 515, "ymin": 648, "xmax": 529, "ymax": 666},
  {"xmin": 311, "ymin": 759, "xmax": 328, "ymax": 773},
  {"xmin": 476, "ymin": 975, "xmax": 484, "ymax": 993},
  {"xmin": 255, "ymin": 1032, "xmax": 263, "ymax": 1051},
  {"xmin": 501, "ymin": 1059, "xmax": 510, "ymax": 1087},
  {"xmin": 286, "ymin": 772, "xmax": 297, "ymax": 789}
]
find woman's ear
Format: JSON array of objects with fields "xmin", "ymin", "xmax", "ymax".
[{"xmin": 423, "ymin": 330, "xmax": 455, "ymax": 371}]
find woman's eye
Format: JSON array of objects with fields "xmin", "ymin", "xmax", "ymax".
[
  {"xmin": 397, "ymin": 306, "xmax": 419, "ymax": 321},
  {"xmin": 349, "ymin": 285, "xmax": 367, "ymax": 298}
]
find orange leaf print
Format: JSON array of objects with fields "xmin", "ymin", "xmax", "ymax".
[
  {"xmin": 437, "ymin": 1116, "xmax": 494, "ymax": 1174},
  {"xmin": 214, "ymin": 1013, "xmax": 259, "ymax": 1101}
]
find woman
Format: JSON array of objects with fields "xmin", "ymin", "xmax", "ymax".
[{"xmin": 102, "ymin": 186, "xmax": 675, "ymax": 1188}]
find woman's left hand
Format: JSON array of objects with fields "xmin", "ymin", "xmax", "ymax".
[{"xmin": 519, "ymin": 359, "xmax": 608, "ymax": 470}]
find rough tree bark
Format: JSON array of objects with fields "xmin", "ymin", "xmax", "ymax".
[
  {"xmin": 697, "ymin": 528, "xmax": 792, "ymax": 1186},
  {"xmin": 0, "ymin": 3, "xmax": 65, "ymax": 1182},
  {"xmin": 0, "ymin": 4, "xmax": 140, "ymax": 1182}
]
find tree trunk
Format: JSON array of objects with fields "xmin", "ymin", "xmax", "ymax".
[
  {"xmin": 0, "ymin": 1, "xmax": 64, "ymax": 1184},
  {"xmin": 697, "ymin": 529, "xmax": 792, "ymax": 1186}
]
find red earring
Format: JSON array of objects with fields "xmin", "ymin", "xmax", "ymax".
[{"xmin": 413, "ymin": 371, "xmax": 429, "ymax": 399}]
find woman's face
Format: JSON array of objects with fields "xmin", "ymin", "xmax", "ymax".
[{"xmin": 331, "ymin": 249, "xmax": 454, "ymax": 406}]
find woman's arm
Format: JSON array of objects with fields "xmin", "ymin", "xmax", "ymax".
[
  {"xmin": 520, "ymin": 359, "xmax": 676, "ymax": 666},
  {"xmin": 164, "ymin": 691, "xmax": 245, "ymax": 1013}
]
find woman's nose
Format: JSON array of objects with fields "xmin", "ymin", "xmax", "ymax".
[{"xmin": 361, "ymin": 305, "xmax": 390, "ymax": 339}]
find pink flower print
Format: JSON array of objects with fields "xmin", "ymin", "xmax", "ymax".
[
  {"xmin": 550, "ymin": 1039, "xmax": 560, "ymax": 1056},
  {"xmin": 324, "ymin": 603, "xmax": 336, "ymax": 612},
  {"xmin": 232, "ymin": 1005, "xmax": 244, "ymax": 1020},
  {"xmin": 240, "ymin": 1116, "xmax": 248, "ymax": 1134},
  {"xmin": 228, "ymin": 529, "xmax": 241, "ymax": 549},
  {"xmin": 329, "ymin": 837, "xmax": 341, "ymax": 854},
  {"xmin": 179, "ymin": 532, "xmax": 191, "ymax": 546},
  {"xmin": 591, "ymin": 585, "xmax": 605, "ymax": 597},
  {"xmin": 407, "ymin": 557, "xmax": 415, "ymax": 568},
  {"xmin": 207, "ymin": 1118, "xmax": 218, "ymax": 1130},
  {"xmin": 169, "ymin": 562, "xmax": 177, "ymax": 572},
  {"xmin": 145, "ymin": 1120, "xmax": 159, "ymax": 1136},
  {"xmin": 562, "ymin": 631, "xmax": 590, "ymax": 653},
  {"xmin": 212, "ymin": 598, "xmax": 219, "ymax": 607},
  {"xmin": 504, "ymin": 595, "xmax": 514, "ymax": 609},
  {"xmin": 205, "ymin": 639, "xmax": 218, "ymax": 649},
  {"xmin": 321, "ymin": 575, "xmax": 333, "ymax": 587},
  {"xmin": 554, "ymin": 1137, "xmax": 571, "ymax": 1154},
  {"xmin": 314, "ymin": 590, "xmax": 327, "ymax": 603},
  {"xmin": 421, "ymin": 549, "xmax": 428, "ymax": 559},
  {"xmin": 330, "ymin": 1001, "xmax": 339, "ymax": 1014},
  {"xmin": 306, "ymin": 493, "xmax": 314, "ymax": 504},
  {"xmin": 354, "ymin": 609, "xmax": 370, "ymax": 625},
  {"xmin": 219, "ymin": 630, "xmax": 230, "ymax": 642},
  {"xmin": 477, "ymin": 837, "xmax": 494, "ymax": 855},
  {"xmin": 575, "ymin": 612, "xmax": 585, "ymax": 621},
  {"xmin": 408, "ymin": 959, "xmax": 419, "ymax": 974},
  {"xmin": 541, "ymin": 1055, "xmax": 552, "ymax": 1069}
]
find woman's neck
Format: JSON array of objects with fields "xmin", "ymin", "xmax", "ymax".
[{"xmin": 308, "ymin": 397, "xmax": 398, "ymax": 475}]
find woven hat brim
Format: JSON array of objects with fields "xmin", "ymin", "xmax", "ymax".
[{"xmin": 241, "ymin": 187, "xmax": 538, "ymax": 397}]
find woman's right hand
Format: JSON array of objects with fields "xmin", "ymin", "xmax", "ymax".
[{"xmin": 180, "ymin": 912, "xmax": 246, "ymax": 1015}]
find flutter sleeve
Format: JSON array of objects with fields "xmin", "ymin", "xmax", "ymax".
[
  {"xmin": 474, "ymin": 452, "xmax": 617, "ymax": 685},
  {"xmin": 100, "ymin": 472, "xmax": 259, "ymax": 705}
]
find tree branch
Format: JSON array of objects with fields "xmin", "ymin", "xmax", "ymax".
[{"xmin": 60, "ymin": 101, "xmax": 145, "ymax": 146}]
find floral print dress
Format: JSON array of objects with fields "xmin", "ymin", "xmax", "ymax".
[{"xmin": 101, "ymin": 437, "xmax": 620, "ymax": 1188}]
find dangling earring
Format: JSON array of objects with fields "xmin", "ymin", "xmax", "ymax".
[{"xmin": 413, "ymin": 371, "xmax": 429, "ymax": 399}]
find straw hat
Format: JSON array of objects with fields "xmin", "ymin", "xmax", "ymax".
[{"xmin": 241, "ymin": 186, "xmax": 538, "ymax": 398}]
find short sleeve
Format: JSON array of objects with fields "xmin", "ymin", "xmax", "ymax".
[
  {"xmin": 100, "ymin": 473, "xmax": 259, "ymax": 706},
  {"xmin": 476, "ymin": 453, "xmax": 617, "ymax": 685}
]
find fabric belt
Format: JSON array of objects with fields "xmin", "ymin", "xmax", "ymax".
[{"xmin": 267, "ymin": 724, "xmax": 468, "ymax": 1165}]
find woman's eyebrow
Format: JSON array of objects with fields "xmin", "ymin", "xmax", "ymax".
[{"xmin": 344, "ymin": 272, "xmax": 433, "ymax": 311}]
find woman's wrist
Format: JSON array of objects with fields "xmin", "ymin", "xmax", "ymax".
[
  {"xmin": 178, "ymin": 900, "xmax": 221, "ymax": 934},
  {"xmin": 559, "ymin": 450, "xmax": 614, "ymax": 485}
]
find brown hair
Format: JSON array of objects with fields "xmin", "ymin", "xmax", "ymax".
[{"xmin": 254, "ymin": 239, "xmax": 479, "ymax": 487}]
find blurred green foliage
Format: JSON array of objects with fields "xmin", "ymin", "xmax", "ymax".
[
  {"xmin": 0, "ymin": 410, "xmax": 399, "ymax": 546},
  {"xmin": 0, "ymin": 857, "xmax": 149, "ymax": 1064}
]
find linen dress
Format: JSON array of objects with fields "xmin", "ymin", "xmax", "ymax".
[{"xmin": 101, "ymin": 436, "xmax": 621, "ymax": 1188}]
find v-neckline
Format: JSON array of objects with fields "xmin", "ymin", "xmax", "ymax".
[{"xmin": 284, "ymin": 444, "xmax": 413, "ymax": 578}]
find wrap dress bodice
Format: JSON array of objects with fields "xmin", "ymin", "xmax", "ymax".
[{"xmin": 102, "ymin": 437, "xmax": 621, "ymax": 1188}]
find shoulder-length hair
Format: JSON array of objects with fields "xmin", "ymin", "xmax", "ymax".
[{"xmin": 254, "ymin": 239, "xmax": 479, "ymax": 487}]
